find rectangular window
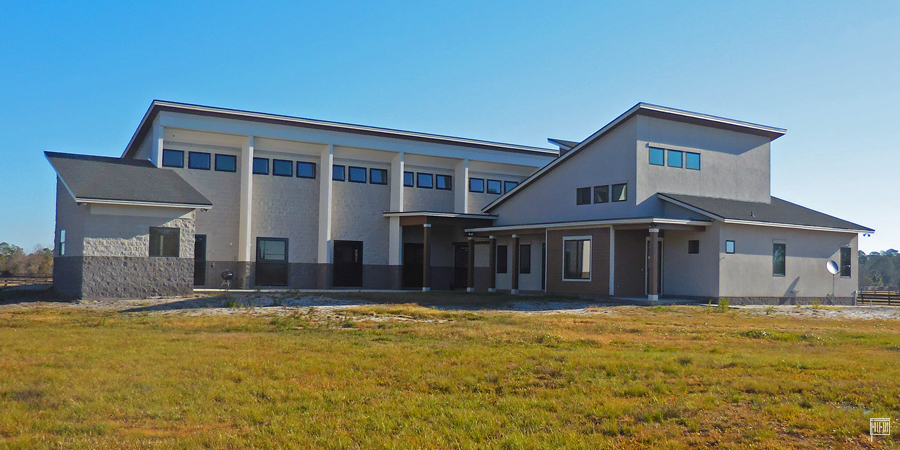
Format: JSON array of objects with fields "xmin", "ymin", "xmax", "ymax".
[
  {"xmin": 417, "ymin": 173, "xmax": 434, "ymax": 188},
  {"xmin": 649, "ymin": 147, "xmax": 665, "ymax": 166},
  {"xmin": 519, "ymin": 244, "xmax": 531, "ymax": 274},
  {"xmin": 725, "ymin": 240, "xmax": 735, "ymax": 254},
  {"xmin": 252, "ymin": 157, "xmax": 269, "ymax": 175},
  {"xmin": 273, "ymin": 159, "xmax": 293, "ymax": 177},
  {"xmin": 257, "ymin": 238, "xmax": 287, "ymax": 261},
  {"xmin": 149, "ymin": 227, "xmax": 180, "ymax": 257},
  {"xmin": 436, "ymin": 174, "xmax": 452, "ymax": 190},
  {"xmin": 593, "ymin": 185, "xmax": 609, "ymax": 203},
  {"xmin": 486, "ymin": 179, "xmax": 502, "ymax": 194},
  {"xmin": 348, "ymin": 166, "xmax": 367, "ymax": 183},
  {"xmin": 296, "ymin": 161, "xmax": 316, "ymax": 179},
  {"xmin": 59, "ymin": 229, "xmax": 66, "ymax": 256},
  {"xmin": 370, "ymin": 168, "xmax": 387, "ymax": 185},
  {"xmin": 576, "ymin": 187, "xmax": 591, "ymax": 205},
  {"xmin": 162, "ymin": 149, "xmax": 184, "ymax": 168},
  {"xmin": 612, "ymin": 183, "xmax": 627, "ymax": 202},
  {"xmin": 563, "ymin": 238, "xmax": 591, "ymax": 280},
  {"xmin": 404, "ymin": 171, "xmax": 414, "ymax": 187},
  {"xmin": 667, "ymin": 150, "xmax": 683, "ymax": 168},
  {"xmin": 333, "ymin": 165, "xmax": 345, "ymax": 181},
  {"xmin": 504, "ymin": 181, "xmax": 518, "ymax": 193},
  {"xmin": 688, "ymin": 240, "xmax": 700, "ymax": 254},
  {"xmin": 685, "ymin": 152, "xmax": 701, "ymax": 170},
  {"xmin": 215, "ymin": 154, "xmax": 237, "ymax": 172},
  {"xmin": 840, "ymin": 247, "xmax": 852, "ymax": 277},
  {"xmin": 496, "ymin": 245, "xmax": 508, "ymax": 274},
  {"xmin": 773, "ymin": 243, "xmax": 786, "ymax": 277},
  {"xmin": 188, "ymin": 152, "xmax": 211, "ymax": 170},
  {"xmin": 469, "ymin": 178, "xmax": 485, "ymax": 192}
]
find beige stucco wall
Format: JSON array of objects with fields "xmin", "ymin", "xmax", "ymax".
[
  {"xmin": 718, "ymin": 223, "xmax": 858, "ymax": 298},
  {"xmin": 331, "ymin": 167, "xmax": 392, "ymax": 265},
  {"xmin": 403, "ymin": 165, "xmax": 455, "ymax": 212}
]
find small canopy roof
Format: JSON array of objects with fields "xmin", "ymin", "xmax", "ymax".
[{"xmin": 46, "ymin": 152, "xmax": 212, "ymax": 208}]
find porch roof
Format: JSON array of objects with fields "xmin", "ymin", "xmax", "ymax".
[
  {"xmin": 465, "ymin": 217, "xmax": 711, "ymax": 235},
  {"xmin": 383, "ymin": 211, "xmax": 497, "ymax": 227}
]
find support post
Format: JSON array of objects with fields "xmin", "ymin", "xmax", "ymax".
[
  {"xmin": 488, "ymin": 236, "xmax": 497, "ymax": 293},
  {"xmin": 317, "ymin": 144, "xmax": 334, "ymax": 289},
  {"xmin": 422, "ymin": 223, "xmax": 431, "ymax": 292},
  {"xmin": 511, "ymin": 235, "xmax": 520, "ymax": 295},
  {"xmin": 467, "ymin": 235, "xmax": 475, "ymax": 292},
  {"xmin": 238, "ymin": 136, "xmax": 255, "ymax": 288},
  {"xmin": 648, "ymin": 227, "xmax": 659, "ymax": 301}
]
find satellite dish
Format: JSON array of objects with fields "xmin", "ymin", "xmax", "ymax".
[{"xmin": 826, "ymin": 260, "xmax": 839, "ymax": 275}]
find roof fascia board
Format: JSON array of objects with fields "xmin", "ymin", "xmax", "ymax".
[
  {"xmin": 121, "ymin": 102, "xmax": 158, "ymax": 158},
  {"xmin": 639, "ymin": 104, "xmax": 786, "ymax": 137},
  {"xmin": 382, "ymin": 211, "xmax": 498, "ymax": 219},
  {"xmin": 465, "ymin": 217, "xmax": 711, "ymax": 233},
  {"xmin": 657, "ymin": 195, "xmax": 726, "ymax": 221},
  {"xmin": 75, "ymin": 198, "xmax": 212, "ymax": 209},
  {"xmin": 721, "ymin": 219, "xmax": 872, "ymax": 234}
]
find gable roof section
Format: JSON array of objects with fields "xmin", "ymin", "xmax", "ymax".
[
  {"xmin": 659, "ymin": 193, "xmax": 873, "ymax": 233},
  {"xmin": 484, "ymin": 103, "xmax": 787, "ymax": 212},
  {"xmin": 122, "ymin": 100, "xmax": 559, "ymax": 159},
  {"xmin": 46, "ymin": 152, "xmax": 212, "ymax": 208}
]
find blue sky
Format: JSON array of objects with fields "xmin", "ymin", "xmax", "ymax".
[{"xmin": 1, "ymin": 1, "xmax": 897, "ymax": 253}]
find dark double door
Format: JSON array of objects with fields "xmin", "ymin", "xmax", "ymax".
[{"xmin": 333, "ymin": 240, "xmax": 363, "ymax": 287}]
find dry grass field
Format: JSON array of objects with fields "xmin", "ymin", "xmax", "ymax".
[{"xmin": 0, "ymin": 294, "xmax": 898, "ymax": 449}]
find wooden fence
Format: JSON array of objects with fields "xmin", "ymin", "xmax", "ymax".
[
  {"xmin": 858, "ymin": 291, "xmax": 900, "ymax": 306},
  {"xmin": 0, "ymin": 275, "xmax": 53, "ymax": 289}
]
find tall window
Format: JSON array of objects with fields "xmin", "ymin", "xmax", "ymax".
[
  {"xmin": 297, "ymin": 161, "xmax": 316, "ymax": 179},
  {"xmin": 215, "ymin": 154, "xmax": 237, "ymax": 172},
  {"xmin": 417, "ymin": 173, "xmax": 434, "ymax": 188},
  {"xmin": 486, "ymin": 179, "xmax": 502, "ymax": 194},
  {"xmin": 840, "ymin": 247, "xmax": 852, "ymax": 277},
  {"xmin": 273, "ymin": 159, "xmax": 293, "ymax": 177},
  {"xmin": 436, "ymin": 175, "xmax": 452, "ymax": 190},
  {"xmin": 333, "ymin": 165, "xmax": 346, "ymax": 181},
  {"xmin": 685, "ymin": 152, "xmax": 701, "ymax": 170},
  {"xmin": 469, "ymin": 178, "xmax": 485, "ymax": 192},
  {"xmin": 188, "ymin": 152, "xmax": 211, "ymax": 170},
  {"xmin": 667, "ymin": 150, "xmax": 683, "ymax": 168},
  {"xmin": 519, "ymin": 244, "xmax": 531, "ymax": 274},
  {"xmin": 59, "ymin": 229, "xmax": 66, "ymax": 256},
  {"xmin": 162, "ymin": 149, "xmax": 184, "ymax": 168},
  {"xmin": 252, "ymin": 157, "xmax": 269, "ymax": 175},
  {"xmin": 773, "ymin": 243, "xmax": 786, "ymax": 277},
  {"xmin": 593, "ymin": 185, "xmax": 609, "ymax": 203},
  {"xmin": 348, "ymin": 166, "xmax": 367, "ymax": 183},
  {"xmin": 612, "ymin": 183, "xmax": 627, "ymax": 202},
  {"xmin": 404, "ymin": 171, "xmax": 414, "ymax": 187},
  {"xmin": 496, "ymin": 245, "xmax": 508, "ymax": 274},
  {"xmin": 149, "ymin": 227, "xmax": 180, "ymax": 257},
  {"xmin": 576, "ymin": 187, "xmax": 591, "ymax": 205},
  {"xmin": 563, "ymin": 238, "xmax": 591, "ymax": 280},
  {"xmin": 649, "ymin": 147, "xmax": 665, "ymax": 166},
  {"xmin": 370, "ymin": 168, "xmax": 387, "ymax": 185}
]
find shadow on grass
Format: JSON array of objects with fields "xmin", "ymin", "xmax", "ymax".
[{"xmin": 0, "ymin": 284, "xmax": 69, "ymax": 306}]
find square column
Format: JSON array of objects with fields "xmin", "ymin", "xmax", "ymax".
[
  {"xmin": 388, "ymin": 152, "xmax": 404, "ymax": 289},
  {"xmin": 648, "ymin": 226, "xmax": 659, "ymax": 301},
  {"xmin": 454, "ymin": 159, "xmax": 468, "ymax": 213},
  {"xmin": 467, "ymin": 235, "xmax": 475, "ymax": 293},
  {"xmin": 422, "ymin": 223, "xmax": 431, "ymax": 292},
  {"xmin": 488, "ymin": 236, "xmax": 497, "ymax": 293},
  {"xmin": 511, "ymin": 235, "xmax": 520, "ymax": 295},
  {"xmin": 238, "ymin": 136, "xmax": 255, "ymax": 288},
  {"xmin": 317, "ymin": 144, "xmax": 334, "ymax": 289}
]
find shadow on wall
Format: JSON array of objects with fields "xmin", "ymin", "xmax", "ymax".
[{"xmin": 783, "ymin": 277, "xmax": 800, "ymax": 297}]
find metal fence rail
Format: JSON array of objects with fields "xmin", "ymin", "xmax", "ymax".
[
  {"xmin": 0, "ymin": 275, "xmax": 53, "ymax": 288},
  {"xmin": 858, "ymin": 291, "xmax": 900, "ymax": 306}
]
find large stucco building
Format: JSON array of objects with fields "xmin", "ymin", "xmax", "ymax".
[{"xmin": 47, "ymin": 101, "xmax": 872, "ymax": 303}]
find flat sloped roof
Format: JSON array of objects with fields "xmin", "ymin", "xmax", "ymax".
[
  {"xmin": 659, "ymin": 193, "xmax": 873, "ymax": 233},
  {"xmin": 46, "ymin": 152, "xmax": 212, "ymax": 208}
]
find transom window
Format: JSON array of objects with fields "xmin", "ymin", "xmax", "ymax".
[
  {"xmin": 667, "ymin": 150, "xmax": 683, "ymax": 168},
  {"xmin": 469, "ymin": 178, "xmax": 485, "ymax": 192},
  {"xmin": 348, "ymin": 166, "xmax": 367, "ymax": 183},
  {"xmin": 486, "ymin": 179, "xmax": 502, "ymax": 194},
  {"xmin": 333, "ymin": 165, "xmax": 346, "ymax": 181},
  {"xmin": 272, "ymin": 159, "xmax": 293, "ymax": 177},
  {"xmin": 215, "ymin": 154, "xmax": 237, "ymax": 172},
  {"xmin": 297, "ymin": 161, "xmax": 316, "ymax": 179},
  {"xmin": 417, "ymin": 173, "xmax": 434, "ymax": 188},
  {"xmin": 436, "ymin": 174, "xmax": 452, "ymax": 190},
  {"xmin": 504, "ymin": 181, "xmax": 518, "ymax": 193},
  {"xmin": 649, "ymin": 147, "xmax": 665, "ymax": 166},
  {"xmin": 404, "ymin": 171, "xmax": 414, "ymax": 187},
  {"xmin": 593, "ymin": 185, "xmax": 609, "ymax": 203},
  {"xmin": 612, "ymin": 183, "xmax": 627, "ymax": 202},
  {"xmin": 252, "ymin": 157, "xmax": 269, "ymax": 175},
  {"xmin": 149, "ymin": 227, "xmax": 180, "ymax": 257},
  {"xmin": 188, "ymin": 152, "xmax": 211, "ymax": 170},
  {"xmin": 162, "ymin": 149, "xmax": 184, "ymax": 168},
  {"xmin": 563, "ymin": 237, "xmax": 591, "ymax": 280},
  {"xmin": 370, "ymin": 168, "xmax": 388, "ymax": 185},
  {"xmin": 685, "ymin": 152, "xmax": 701, "ymax": 170}
]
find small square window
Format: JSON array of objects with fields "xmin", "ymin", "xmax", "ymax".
[
  {"xmin": 725, "ymin": 240, "xmax": 735, "ymax": 254},
  {"xmin": 188, "ymin": 152, "xmax": 211, "ymax": 170},
  {"xmin": 667, "ymin": 150, "xmax": 683, "ymax": 168},
  {"xmin": 486, "ymin": 179, "xmax": 502, "ymax": 194},
  {"xmin": 215, "ymin": 154, "xmax": 237, "ymax": 172},
  {"xmin": 469, "ymin": 178, "xmax": 485, "ymax": 192},
  {"xmin": 403, "ymin": 171, "xmax": 414, "ymax": 187},
  {"xmin": 149, "ymin": 227, "xmax": 180, "ymax": 257},
  {"xmin": 688, "ymin": 240, "xmax": 700, "ymax": 254},
  {"xmin": 685, "ymin": 152, "xmax": 701, "ymax": 170},
  {"xmin": 417, "ymin": 173, "xmax": 434, "ymax": 188},
  {"xmin": 370, "ymin": 168, "xmax": 387, "ymax": 185},
  {"xmin": 296, "ymin": 161, "xmax": 316, "ymax": 179},
  {"xmin": 273, "ymin": 159, "xmax": 293, "ymax": 177},
  {"xmin": 593, "ymin": 185, "xmax": 609, "ymax": 203},
  {"xmin": 252, "ymin": 157, "xmax": 269, "ymax": 175},
  {"xmin": 348, "ymin": 166, "xmax": 367, "ymax": 183},
  {"xmin": 436, "ymin": 174, "xmax": 452, "ymax": 190},
  {"xmin": 612, "ymin": 183, "xmax": 627, "ymax": 202},
  {"xmin": 649, "ymin": 147, "xmax": 665, "ymax": 166},
  {"xmin": 576, "ymin": 187, "xmax": 591, "ymax": 205},
  {"xmin": 333, "ymin": 165, "xmax": 345, "ymax": 181},
  {"xmin": 504, "ymin": 181, "xmax": 518, "ymax": 193},
  {"xmin": 162, "ymin": 149, "xmax": 184, "ymax": 168}
]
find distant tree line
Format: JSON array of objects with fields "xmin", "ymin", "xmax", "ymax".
[
  {"xmin": 0, "ymin": 243, "xmax": 53, "ymax": 277},
  {"xmin": 859, "ymin": 249, "xmax": 900, "ymax": 291}
]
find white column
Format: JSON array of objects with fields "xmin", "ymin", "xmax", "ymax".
[
  {"xmin": 388, "ymin": 152, "xmax": 404, "ymax": 267},
  {"xmin": 608, "ymin": 226, "xmax": 615, "ymax": 297},
  {"xmin": 150, "ymin": 119, "xmax": 164, "ymax": 167},
  {"xmin": 454, "ymin": 158, "xmax": 468, "ymax": 213},
  {"xmin": 238, "ymin": 136, "xmax": 255, "ymax": 263},
  {"xmin": 317, "ymin": 144, "xmax": 334, "ymax": 264}
]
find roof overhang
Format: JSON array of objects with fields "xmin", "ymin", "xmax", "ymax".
[
  {"xmin": 466, "ymin": 217, "xmax": 712, "ymax": 234},
  {"xmin": 75, "ymin": 198, "xmax": 211, "ymax": 209},
  {"xmin": 383, "ymin": 211, "xmax": 497, "ymax": 228},
  {"xmin": 123, "ymin": 100, "xmax": 559, "ymax": 159}
]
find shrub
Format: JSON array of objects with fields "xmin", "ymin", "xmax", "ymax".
[{"xmin": 717, "ymin": 298, "xmax": 730, "ymax": 312}]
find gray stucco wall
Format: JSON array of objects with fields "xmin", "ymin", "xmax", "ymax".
[
  {"xmin": 661, "ymin": 225, "xmax": 720, "ymax": 298},
  {"xmin": 54, "ymin": 178, "xmax": 87, "ymax": 257}
]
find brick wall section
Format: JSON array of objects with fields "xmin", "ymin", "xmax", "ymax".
[{"xmin": 79, "ymin": 256, "xmax": 193, "ymax": 298}]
